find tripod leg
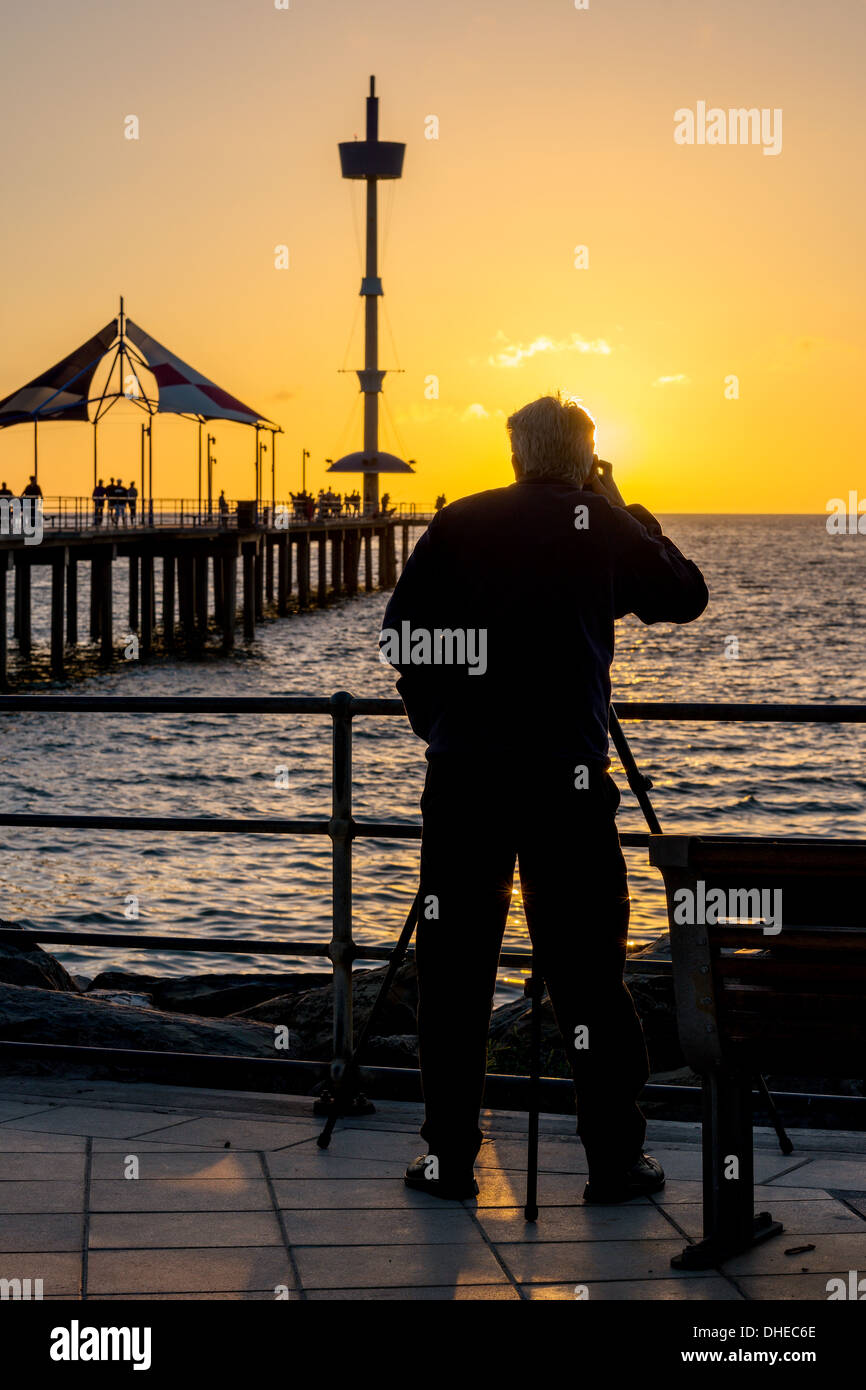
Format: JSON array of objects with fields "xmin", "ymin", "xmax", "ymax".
[
  {"xmin": 524, "ymin": 959, "xmax": 541, "ymax": 1221},
  {"xmin": 756, "ymin": 1073, "xmax": 794, "ymax": 1156},
  {"xmin": 316, "ymin": 893, "xmax": 421, "ymax": 1150}
]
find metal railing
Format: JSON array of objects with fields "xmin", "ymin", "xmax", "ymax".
[
  {"xmin": 0, "ymin": 695, "xmax": 864, "ymax": 1120},
  {"xmin": 29, "ymin": 499, "xmax": 432, "ymax": 534}
]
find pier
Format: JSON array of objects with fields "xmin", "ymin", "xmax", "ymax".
[{"xmin": 0, "ymin": 502, "xmax": 432, "ymax": 685}]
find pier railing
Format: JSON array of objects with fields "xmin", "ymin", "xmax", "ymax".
[
  {"xmin": 0, "ymin": 694, "xmax": 864, "ymax": 1121},
  {"xmin": 32, "ymin": 498, "xmax": 433, "ymax": 534}
]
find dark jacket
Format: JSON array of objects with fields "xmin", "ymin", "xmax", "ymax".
[{"xmin": 381, "ymin": 478, "xmax": 708, "ymax": 765}]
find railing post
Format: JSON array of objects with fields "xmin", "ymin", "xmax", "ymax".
[
  {"xmin": 329, "ymin": 690, "xmax": 353, "ymax": 1081},
  {"xmin": 316, "ymin": 690, "xmax": 373, "ymax": 1118}
]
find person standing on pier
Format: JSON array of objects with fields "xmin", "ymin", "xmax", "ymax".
[
  {"xmin": 92, "ymin": 479, "xmax": 106, "ymax": 526},
  {"xmin": 127, "ymin": 480, "xmax": 138, "ymax": 524},
  {"xmin": 381, "ymin": 392, "xmax": 708, "ymax": 1205},
  {"xmin": 115, "ymin": 479, "xmax": 128, "ymax": 527}
]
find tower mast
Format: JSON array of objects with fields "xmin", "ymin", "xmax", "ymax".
[{"xmin": 332, "ymin": 76, "xmax": 413, "ymax": 514}]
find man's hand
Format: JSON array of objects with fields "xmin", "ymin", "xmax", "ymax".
[{"xmin": 586, "ymin": 456, "xmax": 627, "ymax": 508}]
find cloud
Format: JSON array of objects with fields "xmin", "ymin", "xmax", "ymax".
[
  {"xmin": 489, "ymin": 332, "xmax": 613, "ymax": 368},
  {"xmin": 461, "ymin": 403, "xmax": 489, "ymax": 420},
  {"xmin": 652, "ymin": 374, "xmax": 690, "ymax": 387}
]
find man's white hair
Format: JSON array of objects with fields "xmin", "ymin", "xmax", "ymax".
[{"xmin": 507, "ymin": 392, "xmax": 596, "ymax": 483}]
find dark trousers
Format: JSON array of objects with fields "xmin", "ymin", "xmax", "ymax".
[{"xmin": 416, "ymin": 753, "xmax": 649, "ymax": 1177}]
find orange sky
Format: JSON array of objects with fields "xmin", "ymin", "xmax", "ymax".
[{"xmin": 1, "ymin": 0, "xmax": 864, "ymax": 511}]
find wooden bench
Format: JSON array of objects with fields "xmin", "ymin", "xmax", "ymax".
[{"xmin": 648, "ymin": 834, "xmax": 866, "ymax": 1269}]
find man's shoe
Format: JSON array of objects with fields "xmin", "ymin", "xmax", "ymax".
[
  {"xmin": 583, "ymin": 1153, "xmax": 665, "ymax": 1204},
  {"xmin": 404, "ymin": 1154, "xmax": 479, "ymax": 1201}
]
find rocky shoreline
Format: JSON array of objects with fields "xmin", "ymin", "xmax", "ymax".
[{"xmin": 0, "ymin": 923, "xmax": 861, "ymax": 1125}]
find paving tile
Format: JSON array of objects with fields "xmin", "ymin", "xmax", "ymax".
[
  {"xmin": 90, "ymin": 1150, "xmax": 262, "ymax": 1181},
  {"xmin": 494, "ymin": 1238, "xmax": 713, "ymax": 1284},
  {"xmin": 86, "ymin": 1247, "xmax": 296, "ymax": 1296},
  {"xmin": 0, "ymin": 1130, "xmax": 86, "ymax": 1153},
  {"xmin": 297, "ymin": 1129, "xmax": 418, "ymax": 1163},
  {"xmin": 737, "ymin": 1273, "xmax": 864, "ymax": 1300},
  {"xmin": 477, "ymin": 1203, "xmax": 677, "ymax": 1243},
  {"xmin": 295, "ymin": 1242, "xmax": 509, "ymax": 1290},
  {"xmin": 721, "ymin": 1231, "xmax": 866, "ymax": 1277},
  {"xmin": 0, "ymin": 1215, "xmax": 83, "ymax": 1253},
  {"xmin": 92, "ymin": 1291, "xmax": 296, "ymax": 1301},
  {"xmin": 475, "ymin": 1169, "xmax": 597, "ymax": 1208},
  {"xmin": 4, "ymin": 1107, "xmax": 193, "ymax": 1140},
  {"xmin": 265, "ymin": 1150, "xmax": 405, "ymax": 1181},
  {"xmin": 282, "ymin": 1207, "xmax": 484, "ymax": 1246},
  {"xmin": 0, "ymin": 1252, "xmax": 82, "ymax": 1296},
  {"xmin": 0, "ymin": 1101, "xmax": 59, "ymax": 1123},
  {"xmin": 89, "ymin": 1179, "xmax": 271, "ymax": 1213},
  {"xmin": 769, "ymin": 1160, "xmax": 866, "ymax": 1191},
  {"xmin": 476, "ymin": 1138, "xmax": 588, "ymax": 1175},
  {"xmin": 522, "ymin": 1277, "xmax": 744, "ymax": 1300},
  {"xmin": 653, "ymin": 1180, "xmax": 833, "ymax": 1205},
  {"xmin": 0, "ymin": 1152, "xmax": 86, "ymax": 1182},
  {"xmin": 0, "ymin": 1182, "xmax": 84, "ymax": 1214},
  {"xmin": 671, "ymin": 1199, "xmax": 864, "ymax": 1240},
  {"xmin": 89, "ymin": 1210, "xmax": 283, "ymax": 1249},
  {"xmin": 307, "ymin": 1284, "xmax": 520, "ymax": 1300},
  {"xmin": 272, "ymin": 1179, "xmax": 462, "ymax": 1211},
  {"xmin": 152, "ymin": 1117, "xmax": 321, "ymax": 1150}
]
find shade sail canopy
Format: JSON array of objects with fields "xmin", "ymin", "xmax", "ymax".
[
  {"xmin": 126, "ymin": 321, "xmax": 268, "ymax": 425},
  {"xmin": 327, "ymin": 450, "xmax": 414, "ymax": 474},
  {"xmin": 0, "ymin": 321, "xmax": 118, "ymax": 427}
]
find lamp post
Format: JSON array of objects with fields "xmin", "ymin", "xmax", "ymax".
[
  {"xmin": 301, "ymin": 448, "xmax": 310, "ymax": 494},
  {"xmin": 258, "ymin": 438, "xmax": 268, "ymax": 522},
  {"xmin": 144, "ymin": 420, "xmax": 153, "ymax": 524},
  {"xmin": 207, "ymin": 434, "xmax": 216, "ymax": 520}
]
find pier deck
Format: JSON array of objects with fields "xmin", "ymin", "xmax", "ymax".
[{"xmin": 0, "ymin": 1077, "xmax": 863, "ymax": 1301}]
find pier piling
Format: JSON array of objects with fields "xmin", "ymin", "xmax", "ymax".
[
  {"xmin": 221, "ymin": 551, "xmax": 237, "ymax": 650},
  {"xmin": 242, "ymin": 542, "xmax": 256, "ymax": 641},
  {"xmin": 162, "ymin": 553, "xmax": 176, "ymax": 649},
  {"xmin": 50, "ymin": 549, "xmax": 66, "ymax": 679},
  {"xmin": 15, "ymin": 556, "xmax": 31, "ymax": 658},
  {"xmin": 128, "ymin": 555, "xmax": 139, "ymax": 632},
  {"xmin": 141, "ymin": 552, "xmax": 154, "ymax": 655},
  {"xmin": 98, "ymin": 551, "xmax": 113, "ymax": 663},
  {"xmin": 66, "ymin": 559, "xmax": 77, "ymax": 645},
  {"xmin": 0, "ymin": 552, "xmax": 9, "ymax": 686},
  {"xmin": 297, "ymin": 534, "xmax": 310, "ymax": 608}
]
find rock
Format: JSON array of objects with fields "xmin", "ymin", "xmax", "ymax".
[
  {"xmin": 234, "ymin": 962, "xmax": 419, "ymax": 1058},
  {"xmin": 86, "ymin": 990, "xmax": 155, "ymax": 1009},
  {"xmin": 0, "ymin": 922, "xmax": 81, "ymax": 993},
  {"xmin": 71, "ymin": 975, "xmax": 94, "ymax": 992},
  {"xmin": 88, "ymin": 970, "xmax": 326, "ymax": 1018},
  {"xmin": 0, "ymin": 983, "xmax": 299, "ymax": 1069},
  {"xmin": 363, "ymin": 1034, "xmax": 419, "ymax": 1067}
]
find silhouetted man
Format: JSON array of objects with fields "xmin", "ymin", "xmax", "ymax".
[{"xmin": 381, "ymin": 393, "xmax": 708, "ymax": 1203}]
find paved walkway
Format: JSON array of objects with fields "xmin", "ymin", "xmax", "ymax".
[{"xmin": 0, "ymin": 1077, "xmax": 863, "ymax": 1301}]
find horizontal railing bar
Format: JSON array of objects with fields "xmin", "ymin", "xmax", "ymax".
[
  {"xmin": 0, "ymin": 812, "xmax": 651, "ymax": 848},
  {"xmin": 0, "ymin": 814, "xmax": 330, "ymax": 835},
  {"xmin": 0, "ymin": 696, "xmax": 338, "ymax": 714},
  {"xmin": 0, "ymin": 696, "xmax": 864, "ymax": 721},
  {"xmin": 0, "ymin": 926, "xmax": 538, "ymax": 969},
  {"xmin": 0, "ymin": 928, "xmax": 332, "ymax": 955},
  {"xmin": 612, "ymin": 702, "xmax": 866, "ymax": 722}
]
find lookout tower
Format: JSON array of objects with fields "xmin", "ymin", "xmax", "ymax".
[{"xmin": 328, "ymin": 76, "xmax": 414, "ymax": 515}]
